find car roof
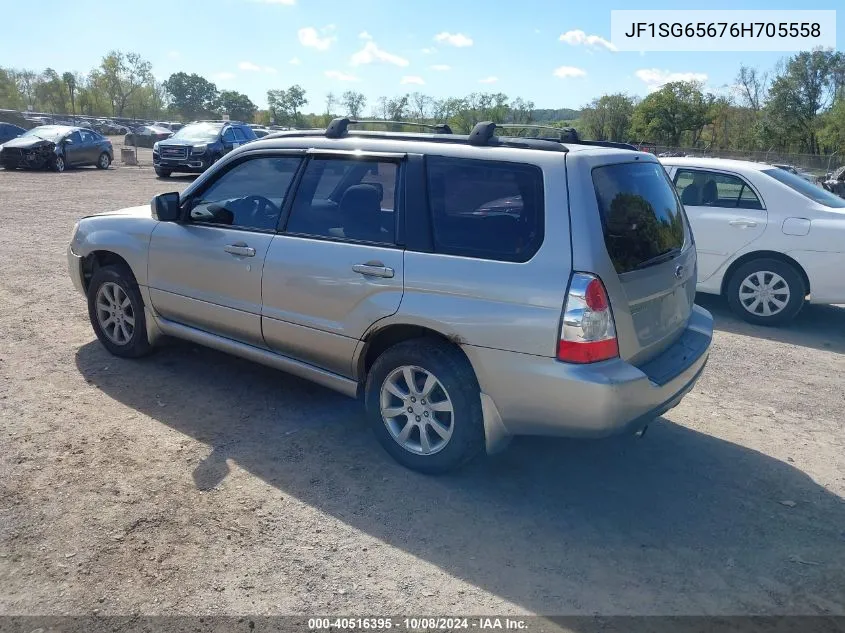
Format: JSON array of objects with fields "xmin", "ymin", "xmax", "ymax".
[
  {"xmin": 245, "ymin": 131, "xmax": 648, "ymax": 166},
  {"xmin": 658, "ymin": 156, "xmax": 775, "ymax": 173}
]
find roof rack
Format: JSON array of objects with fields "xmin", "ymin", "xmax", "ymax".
[{"xmin": 325, "ymin": 117, "xmax": 453, "ymax": 138}]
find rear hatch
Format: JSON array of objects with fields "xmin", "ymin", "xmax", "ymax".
[{"xmin": 588, "ymin": 158, "xmax": 697, "ymax": 364}]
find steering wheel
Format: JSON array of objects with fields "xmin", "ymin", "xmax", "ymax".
[{"xmin": 240, "ymin": 195, "xmax": 278, "ymax": 229}]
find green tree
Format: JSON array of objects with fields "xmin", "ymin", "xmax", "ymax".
[
  {"xmin": 631, "ymin": 81, "xmax": 711, "ymax": 146},
  {"xmin": 216, "ymin": 90, "xmax": 257, "ymax": 122},
  {"xmin": 582, "ymin": 93, "xmax": 635, "ymax": 141},
  {"xmin": 36, "ymin": 68, "xmax": 67, "ymax": 113},
  {"xmin": 267, "ymin": 84, "xmax": 308, "ymax": 126},
  {"xmin": 341, "ymin": 90, "xmax": 366, "ymax": 118},
  {"xmin": 163, "ymin": 72, "xmax": 218, "ymax": 120},
  {"xmin": 94, "ymin": 51, "xmax": 154, "ymax": 116},
  {"xmin": 0, "ymin": 68, "xmax": 23, "ymax": 110},
  {"xmin": 764, "ymin": 50, "xmax": 845, "ymax": 153},
  {"xmin": 16, "ymin": 70, "xmax": 38, "ymax": 109},
  {"xmin": 62, "ymin": 72, "xmax": 78, "ymax": 115}
]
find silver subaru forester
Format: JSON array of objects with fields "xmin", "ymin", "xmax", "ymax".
[{"xmin": 68, "ymin": 119, "xmax": 713, "ymax": 473}]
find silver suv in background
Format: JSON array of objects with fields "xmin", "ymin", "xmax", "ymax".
[{"xmin": 68, "ymin": 119, "xmax": 713, "ymax": 473}]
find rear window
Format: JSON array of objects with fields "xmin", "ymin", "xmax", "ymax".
[
  {"xmin": 762, "ymin": 168, "xmax": 845, "ymax": 208},
  {"xmin": 592, "ymin": 161, "xmax": 686, "ymax": 274},
  {"xmin": 426, "ymin": 156, "xmax": 544, "ymax": 262}
]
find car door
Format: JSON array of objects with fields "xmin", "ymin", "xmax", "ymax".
[
  {"xmin": 261, "ymin": 151, "xmax": 405, "ymax": 378},
  {"xmin": 672, "ymin": 167, "xmax": 767, "ymax": 282},
  {"xmin": 147, "ymin": 152, "xmax": 303, "ymax": 347},
  {"xmin": 78, "ymin": 130, "xmax": 99, "ymax": 164},
  {"xmin": 221, "ymin": 126, "xmax": 239, "ymax": 155},
  {"xmin": 63, "ymin": 130, "xmax": 85, "ymax": 166}
]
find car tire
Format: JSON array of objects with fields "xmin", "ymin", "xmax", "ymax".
[
  {"xmin": 52, "ymin": 154, "xmax": 65, "ymax": 173},
  {"xmin": 87, "ymin": 265, "xmax": 153, "ymax": 358},
  {"xmin": 726, "ymin": 258, "xmax": 806, "ymax": 326},
  {"xmin": 155, "ymin": 167, "xmax": 172, "ymax": 178},
  {"xmin": 96, "ymin": 152, "xmax": 111, "ymax": 169},
  {"xmin": 365, "ymin": 338, "xmax": 485, "ymax": 474}
]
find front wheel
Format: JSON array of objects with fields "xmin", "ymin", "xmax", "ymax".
[
  {"xmin": 154, "ymin": 167, "xmax": 172, "ymax": 178},
  {"xmin": 365, "ymin": 339, "xmax": 484, "ymax": 474},
  {"xmin": 87, "ymin": 265, "xmax": 153, "ymax": 358},
  {"xmin": 96, "ymin": 152, "xmax": 111, "ymax": 169},
  {"xmin": 53, "ymin": 154, "xmax": 65, "ymax": 172},
  {"xmin": 726, "ymin": 258, "xmax": 805, "ymax": 326}
]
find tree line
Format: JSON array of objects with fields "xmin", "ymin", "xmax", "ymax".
[{"xmin": 2, "ymin": 49, "xmax": 844, "ymax": 155}]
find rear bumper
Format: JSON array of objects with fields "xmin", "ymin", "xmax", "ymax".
[{"xmin": 464, "ymin": 304, "xmax": 713, "ymax": 440}]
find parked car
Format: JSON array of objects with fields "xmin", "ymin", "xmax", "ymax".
[
  {"xmin": 0, "ymin": 122, "xmax": 25, "ymax": 144},
  {"xmin": 68, "ymin": 120, "xmax": 713, "ymax": 473},
  {"xmin": 1, "ymin": 125, "xmax": 113, "ymax": 172},
  {"xmin": 152, "ymin": 120, "xmax": 257, "ymax": 177},
  {"xmin": 124, "ymin": 125, "xmax": 172, "ymax": 148},
  {"xmin": 660, "ymin": 157, "xmax": 845, "ymax": 325},
  {"xmin": 251, "ymin": 127, "xmax": 272, "ymax": 138}
]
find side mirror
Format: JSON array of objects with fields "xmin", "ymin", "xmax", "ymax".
[
  {"xmin": 64, "ymin": 138, "xmax": 73, "ymax": 145},
  {"xmin": 151, "ymin": 192, "xmax": 181, "ymax": 221}
]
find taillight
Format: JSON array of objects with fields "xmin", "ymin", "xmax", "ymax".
[{"xmin": 557, "ymin": 272, "xmax": 619, "ymax": 363}]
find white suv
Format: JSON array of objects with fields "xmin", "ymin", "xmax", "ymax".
[{"xmin": 661, "ymin": 157, "xmax": 845, "ymax": 325}]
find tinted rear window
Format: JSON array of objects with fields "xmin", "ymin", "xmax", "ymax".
[
  {"xmin": 762, "ymin": 168, "xmax": 845, "ymax": 208},
  {"xmin": 592, "ymin": 161, "xmax": 686, "ymax": 274},
  {"xmin": 426, "ymin": 156, "xmax": 544, "ymax": 262}
]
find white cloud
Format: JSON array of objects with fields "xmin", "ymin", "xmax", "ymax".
[
  {"xmin": 167, "ymin": 50, "xmax": 181, "ymax": 60},
  {"xmin": 553, "ymin": 66, "xmax": 587, "ymax": 78},
  {"xmin": 359, "ymin": 31, "xmax": 373, "ymax": 40},
  {"xmin": 325, "ymin": 70, "xmax": 359, "ymax": 82},
  {"xmin": 478, "ymin": 76, "xmax": 498, "ymax": 84},
  {"xmin": 298, "ymin": 26, "xmax": 335, "ymax": 51},
  {"xmin": 239, "ymin": 61, "xmax": 261, "ymax": 71},
  {"xmin": 635, "ymin": 68, "xmax": 708, "ymax": 91},
  {"xmin": 253, "ymin": 0, "xmax": 295, "ymax": 4},
  {"xmin": 434, "ymin": 32, "xmax": 473, "ymax": 47},
  {"xmin": 400, "ymin": 75, "xmax": 425, "ymax": 85},
  {"xmin": 430, "ymin": 64, "xmax": 451, "ymax": 71},
  {"xmin": 289, "ymin": 57, "xmax": 301, "ymax": 65},
  {"xmin": 421, "ymin": 47, "xmax": 436, "ymax": 54},
  {"xmin": 559, "ymin": 29, "xmax": 617, "ymax": 52},
  {"xmin": 350, "ymin": 41, "xmax": 409, "ymax": 67},
  {"xmin": 212, "ymin": 72, "xmax": 236, "ymax": 81}
]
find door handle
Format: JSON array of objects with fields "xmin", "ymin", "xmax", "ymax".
[
  {"xmin": 352, "ymin": 262, "xmax": 394, "ymax": 278},
  {"xmin": 729, "ymin": 219, "xmax": 758, "ymax": 228},
  {"xmin": 224, "ymin": 243, "xmax": 256, "ymax": 257}
]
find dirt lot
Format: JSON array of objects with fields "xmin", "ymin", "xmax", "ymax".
[{"xmin": 1, "ymin": 151, "xmax": 844, "ymax": 618}]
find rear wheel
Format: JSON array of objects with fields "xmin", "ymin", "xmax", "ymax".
[
  {"xmin": 96, "ymin": 152, "xmax": 111, "ymax": 169},
  {"xmin": 87, "ymin": 265, "xmax": 153, "ymax": 358},
  {"xmin": 155, "ymin": 167, "xmax": 172, "ymax": 178},
  {"xmin": 365, "ymin": 339, "xmax": 484, "ymax": 474},
  {"xmin": 726, "ymin": 258, "xmax": 805, "ymax": 326}
]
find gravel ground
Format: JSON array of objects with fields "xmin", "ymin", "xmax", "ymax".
[{"xmin": 0, "ymin": 149, "xmax": 844, "ymax": 618}]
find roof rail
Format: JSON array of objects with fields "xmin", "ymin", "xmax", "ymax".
[
  {"xmin": 494, "ymin": 123, "xmax": 580, "ymax": 142},
  {"xmin": 325, "ymin": 117, "xmax": 452, "ymax": 138}
]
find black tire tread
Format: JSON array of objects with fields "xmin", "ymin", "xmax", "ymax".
[{"xmin": 364, "ymin": 338, "xmax": 484, "ymax": 474}]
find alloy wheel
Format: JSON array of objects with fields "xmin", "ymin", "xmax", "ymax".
[{"xmin": 95, "ymin": 282, "xmax": 135, "ymax": 345}]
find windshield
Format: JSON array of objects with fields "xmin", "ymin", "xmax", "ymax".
[
  {"xmin": 22, "ymin": 126, "xmax": 67, "ymax": 142},
  {"xmin": 172, "ymin": 122, "xmax": 222, "ymax": 143},
  {"xmin": 762, "ymin": 168, "xmax": 845, "ymax": 208}
]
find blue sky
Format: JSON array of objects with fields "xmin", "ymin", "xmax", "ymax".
[{"xmin": 1, "ymin": 0, "xmax": 841, "ymax": 111}]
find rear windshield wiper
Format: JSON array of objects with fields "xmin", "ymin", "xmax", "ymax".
[{"xmin": 633, "ymin": 247, "xmax": 682, "ymax": 271}]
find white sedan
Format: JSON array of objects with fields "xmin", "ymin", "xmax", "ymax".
[{"xmin": 660, "ymin": 157, "xmax": 845, "ymax": 325}]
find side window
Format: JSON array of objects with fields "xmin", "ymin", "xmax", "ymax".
[
  {"xmin": 233, "ymin": 127, "xmax": 247, "ymax": 142},
  {"xmin": 222, "ymin": 127, "xmax": 236, "ymax": 144},
  {"xmin": 286, "ymin": 158, "xmax": 398, "ymax": 244},
  {"xmin": 188, "ymin": 156, "xmax": 301, "ymax": 231},
  {"xmin": 67, "ymin": 131, "xmax": 83, "ymax": 145},
  {"xmin": 426, "ymin": 156, "xmax": 544, "ymax": 262},
  {"xmin": 80, "ymin": 130, "xmax": 95, "ymax": 143},
  {"xmin": 239, "ymin": 126, "xmax": 256, "ymax": 140},
  {"xmin": 675, "ymin": 169, "xmax": 762, "ymax": 210}
]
